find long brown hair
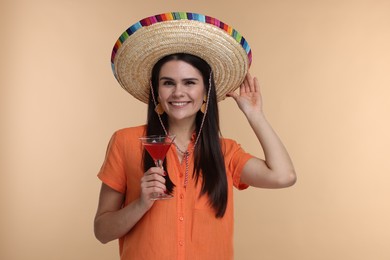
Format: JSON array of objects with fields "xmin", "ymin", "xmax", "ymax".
[{"xmin": 144, "ymin": 53, "xmax": 228, "ymax": 218}]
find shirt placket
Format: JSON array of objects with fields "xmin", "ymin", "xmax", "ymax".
[{"xmin": 176, "ymin": 157, "xmax": 187, "ymax": 260}]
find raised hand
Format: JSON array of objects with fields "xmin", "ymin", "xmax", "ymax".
[{"xmin": 226, "ymin": 72, "xmax": 263, "ymax": 117}]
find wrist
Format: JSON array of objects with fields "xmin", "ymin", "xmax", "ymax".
[
  {"xmin": 135, "ymin": 197, "xmax": 154, "ymax": 213},
  {"xmin": 245, "ymin": 110, "xmax": 266, "ymax": 123}
]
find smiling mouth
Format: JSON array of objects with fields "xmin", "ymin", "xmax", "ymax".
[{"xmin": 169, "ymin": 102, "xmax": 190, "ymax": 107}]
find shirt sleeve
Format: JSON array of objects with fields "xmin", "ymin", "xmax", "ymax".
[
  {"xmin": 97, "ymin": 131, "xmax": 127, "ymax": 193},
  {"xmin": 222, "ymin": 138, "xmax": 253, "ymax": 190}
]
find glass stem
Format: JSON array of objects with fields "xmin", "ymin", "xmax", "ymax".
[{"xmin": 155, "ymin": 159, "xmax": 163, "ymax": 168}]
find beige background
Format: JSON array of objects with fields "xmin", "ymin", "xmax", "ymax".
[{"xmin": 1, "ymin": 0, "xmax": 390, "ymax": 259}]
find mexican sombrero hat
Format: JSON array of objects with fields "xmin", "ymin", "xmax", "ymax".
[{"xmin": 111, "ymin": 12, "xmax": 252, "ymax": 103}]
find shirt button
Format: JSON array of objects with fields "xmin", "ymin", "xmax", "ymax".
[
  {"xmin": 180, "ymin": 194, "xmax": 184, "ymax": 199},
  {"xmin": 179, "ymin": 216, "xmax": 184, "ymax": 221},
  {"xmin": 179, "ymin": 241, "xmax": 184, "ymax": 246},
  {"xmin": 179, "ymin": 173, "xmax": 184, "ymax": 177}
]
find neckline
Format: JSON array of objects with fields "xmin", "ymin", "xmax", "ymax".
[{"xmin": 172, "ymin": 131, "xmax": 196, "ymax": 155}]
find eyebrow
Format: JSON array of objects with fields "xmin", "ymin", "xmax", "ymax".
[{"xmin": 159, "ymin": 77, "xmax": 200, "ymax": 81}]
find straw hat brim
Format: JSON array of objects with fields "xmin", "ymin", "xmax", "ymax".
[{"xmin": 111, "ymin": 12, "xmax": 252, "ymax": 103}]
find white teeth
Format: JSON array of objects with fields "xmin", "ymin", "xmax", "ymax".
[{"xmin": 171, "ymin": 102, "xmax": 187, "ymax": 106}]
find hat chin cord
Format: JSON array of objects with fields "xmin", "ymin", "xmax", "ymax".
[{"xmin": 149, "ymin": 73, "xmax": 212, "ymax": 187}]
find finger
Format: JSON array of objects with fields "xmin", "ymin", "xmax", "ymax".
[
  {"xmin": 141, "ymin": 185, "xmax": 167, "ymax": 201},
  {"xmin": 140, "ymin": 177, "xmax": 167, "ymax": 194},
  {"xmin": 246, "ymin": 72, "xmax": 256, "ymax": 93},
  {"xmin": 253, "ymin": 77, "xmax": 260, "ymax": 92},
  {"xmin": 246, "ymin": 73, "xmax": 258, "ymax": 93},
  {"xmin": 226, "ymin": 91, "xmax": 239, "ymax": 101},
  {"xmin": 244, "ymin": 74, "xmax": 251, "ymax": 93},
  {"xmin": 239, "ymin": 79, "xmax": 247, "ymax": 96},
  {"xmin": 142, "ymin": 173, "xmax": 166, "ymax": 184},
  {"xmin": 145, "ymin": 167, "xmax": 165, "ymax": 176},
  {"xmin": 239, "ymin": 83, "xmax": 245, "ymax": 96},
  {"xmin": 142, "ymin": 169, "xmax": 166, "ymax": 189},
  {"xmin": 144, "ymin": 180, "xmax": 166, "ymax": 190}
]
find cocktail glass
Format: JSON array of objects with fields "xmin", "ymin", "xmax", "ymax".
[{"xmin": 139, "ymin": 135, "xmax": 175, "ymax": 200}]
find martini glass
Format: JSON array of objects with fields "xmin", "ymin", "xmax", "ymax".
[{"xmin": 139, "ymin": 134, "xmax": 176, "ymax": 200}]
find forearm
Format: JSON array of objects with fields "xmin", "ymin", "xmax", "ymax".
[
  {"xmin": 247, "ymin": 112, "xmax": 296, "ymax": 179},
  {"xmin": 94, "ymin": 199, "xmax": 149, "ymax": 244}
]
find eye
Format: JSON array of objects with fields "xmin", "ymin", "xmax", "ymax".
[
  {"xmin": 184, "ymin": 80, "xmax": 196, "ymax": 86},
  {"xmin": 162, "ymin": 80, "xmax": 175, "ymax": 86}
]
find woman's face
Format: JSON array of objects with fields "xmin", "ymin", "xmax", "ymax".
[{"xmin": 158, "ymin": 60, "xmax": 205, "ymax": 124}]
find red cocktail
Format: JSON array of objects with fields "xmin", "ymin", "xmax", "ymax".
[
  {"xmin": 143, "ymin": 143, "xmax": 171, "ymax": 162},
  {"xmin": 139, "ymin": 135, "xmax": 175, "ymax": 200}
]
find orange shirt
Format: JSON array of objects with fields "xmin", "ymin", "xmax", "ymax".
[{"xmin": 98, "ymin": 125, "xmax": 253, "ymax": 260}]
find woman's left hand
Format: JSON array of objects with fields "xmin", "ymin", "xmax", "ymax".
[{"xmin": 226, "ymin": 72, "xmax": 263, "ymax": 117}]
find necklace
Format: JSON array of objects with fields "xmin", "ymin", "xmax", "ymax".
[
  {"xmin": 173, "ymin": 142, "xmax": 190, "ymax": 188},
  {"xmin": 173, "ymin": 140, "xmax": 187, "ymax": 155},
  {"xmin": 172, "ymin": 141, "xmax": 193, "ymax": 188}
]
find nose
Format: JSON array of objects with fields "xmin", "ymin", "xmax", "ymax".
[{"xmin": 171, "ymin": 84, "xmax": 185, "ymax": 98}]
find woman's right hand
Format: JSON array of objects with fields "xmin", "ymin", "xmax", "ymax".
[
  {"xmin": 139, "ymin": 166, "xmax": 167, "ymax": 208},
  {"xmin": 95, "ymin": 168, "xmax": 167, "ymax": 244}
]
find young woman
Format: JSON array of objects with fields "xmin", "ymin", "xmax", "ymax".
[{"xmin": 94, "ymin": 12, "xmax": 296, "ymax": 260}]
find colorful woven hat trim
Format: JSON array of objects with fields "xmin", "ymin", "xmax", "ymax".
[{"xmin": 111, "ymin": 12, "xmax": 252, "ymax": 72}]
